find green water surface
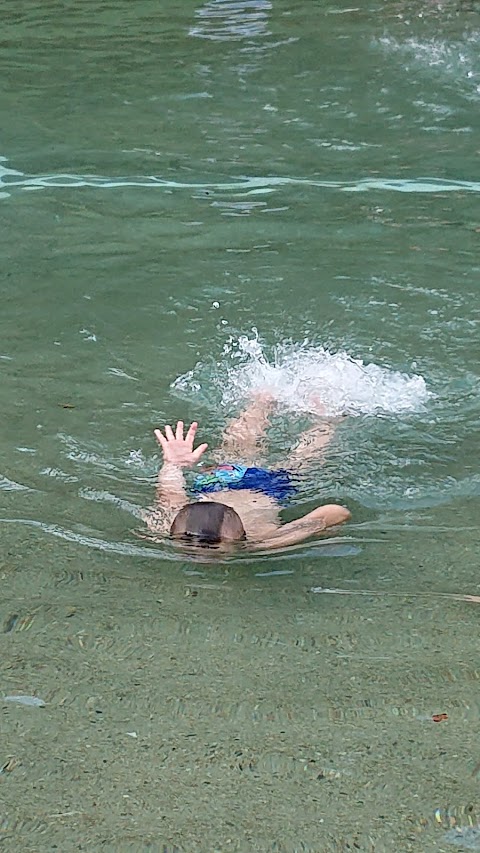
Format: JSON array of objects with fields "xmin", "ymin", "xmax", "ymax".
[{"xmin": 2, "ymin": 1, "xmax": 480, "ymax": 850}]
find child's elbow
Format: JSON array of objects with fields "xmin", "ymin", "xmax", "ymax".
[
  {"xmin": 318, "ymin": 503, "xmax": 351, "ymax": 527},
  {"xmin": 336, "ymin": 505, "xmax": 351, "ymax": 524}
]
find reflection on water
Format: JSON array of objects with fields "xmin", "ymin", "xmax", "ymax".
[
  {"xmin": 190, "ymin": 0, "xmax": 272, "ymax": 41},
  {"xmin": 5, "ymin": 151, "xmax": 480, "ymax": 197}
]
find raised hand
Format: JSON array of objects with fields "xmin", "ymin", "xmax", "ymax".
[{"xmin": 154, "ymin": 421, "xmax": 208, "ymax": 468}]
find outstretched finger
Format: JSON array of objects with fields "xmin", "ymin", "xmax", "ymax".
[
  {"xmin": 192, "ymin": 442, "xmax": 208, "ymax": 462},
  {"xmin": 185, "ymin": 421, "xmax": 198, "ymax": 445},
  {"xmin": 175, "ymin": 420, "xmax": 184, "ymax": 440},
  {"xmin": 154, "ymin": 428, "xmax": 167, "ymax": 449},
  {"xmin": 164, "ymin": 424, "xmax": 175, "ymax": 441}
]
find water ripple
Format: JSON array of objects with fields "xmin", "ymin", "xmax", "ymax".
[
  {"xmin": 0, "ymin": 516, "xmax": 363, "ymax": 562},
  {"xmin": 0, "ymin": 516, "xmax": 177, "ymax": 560},
  {"xmin": 190, "ymin": 0, "xmax": 272, "ymax": 41},
  {"xmin": 2, "ymin": 159, "xmax": 480, "ymax": 198}
]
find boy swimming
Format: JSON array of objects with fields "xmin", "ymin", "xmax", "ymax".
[{"xmin": 146, "ymin": 393, "xmax": 350, "ymax": 551}]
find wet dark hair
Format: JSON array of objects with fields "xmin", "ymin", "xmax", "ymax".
[{"xmin": 170, "ymin": 501, "xmax": 246, "ymax": 546}]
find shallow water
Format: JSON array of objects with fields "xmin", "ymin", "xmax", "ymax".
[{"xmin": 2, "ymin": 0, "xmax": 480, "ymax": 850}]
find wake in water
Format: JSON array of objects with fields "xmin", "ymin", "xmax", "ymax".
[{"xmin": 171, "ymin": 331, "xmax": 430, "ymax": 418}]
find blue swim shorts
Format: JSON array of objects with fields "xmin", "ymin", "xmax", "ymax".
[{"xmin": 192, "ymin": 463, "xmax": 297, "ymax": 504}]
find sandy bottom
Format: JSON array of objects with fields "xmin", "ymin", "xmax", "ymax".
[{"xmin": 1, "ymin": 516, "xmax": 480, "ymax": 852}]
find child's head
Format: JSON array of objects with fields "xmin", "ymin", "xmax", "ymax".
[{"xmin": 170, "ymin": 501, "xmax": 246, "ymax": 546}]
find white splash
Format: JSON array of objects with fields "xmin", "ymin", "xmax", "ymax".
[{"xmin": 172, "ymin": 331, "xmax": 430, "ymax": 417}]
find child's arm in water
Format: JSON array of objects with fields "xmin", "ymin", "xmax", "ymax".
[
  {"xmin": 249, "ymin": 503, "xmax": 351, "ymax": 551},
  {"xmin": 145, "ymin": 421, "xmax": 208, "ymax": 535}
]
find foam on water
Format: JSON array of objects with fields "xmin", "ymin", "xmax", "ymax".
[{"xmin": 172, "ymin": 331, "xmax": 430, "ymax": 417}]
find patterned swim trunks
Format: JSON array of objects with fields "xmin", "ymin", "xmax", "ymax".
[{"xmin": 192, "ymin": 463, "xmax": 297, "ymax": 504}]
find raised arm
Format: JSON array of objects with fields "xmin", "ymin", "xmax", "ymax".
[
  {"xmin": 145, "ymin": 421, "xmax": 208, "ymax": 535},
  {"xmin": 249, "ymin": 503, "xmax": 351, "ymax": 552}
]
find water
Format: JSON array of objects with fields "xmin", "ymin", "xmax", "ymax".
[
  {"xmin": 173, "ymin": 333, "xmax": 430, "ymax": 415},
  {"xmin": 2, "ymin": 0, "xmax": 480, "ymax": 849}
]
